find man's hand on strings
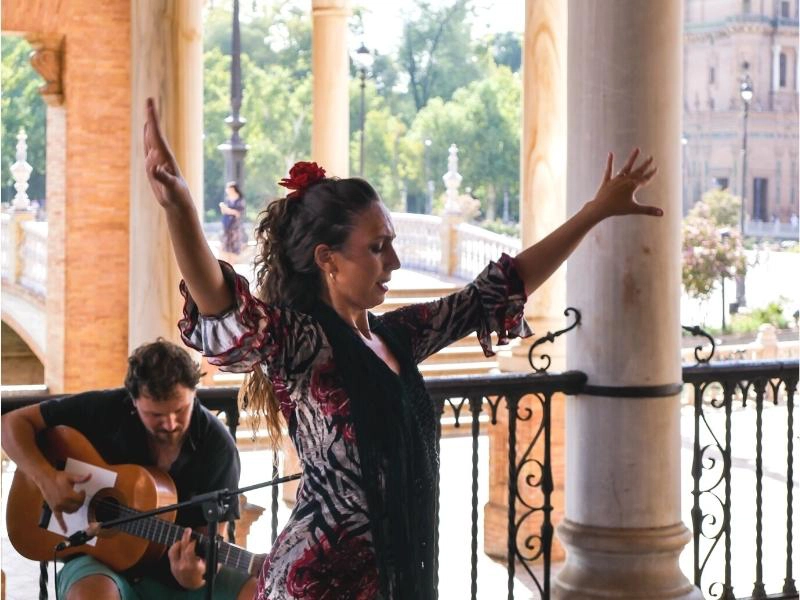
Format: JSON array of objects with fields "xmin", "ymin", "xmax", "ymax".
[{"xmin": 168, "ymin": 527, "xmax": 206, "ymax": 590}]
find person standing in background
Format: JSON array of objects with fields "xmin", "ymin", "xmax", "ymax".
[{"xmin": 219, "ymin": 181, "xmax": 246, "ymax": 264}]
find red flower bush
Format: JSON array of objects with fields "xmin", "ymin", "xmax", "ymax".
[{"xmin": 279, "ymin": 161, "xmax": 327, "ymax": 198}]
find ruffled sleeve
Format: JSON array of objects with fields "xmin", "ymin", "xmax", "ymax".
[
  {"xmin": 178, "ymin": 261, "xmax": 320, "ymax": 374},
  {"xmin": 378, "ymin": 253, "xmax": 533, "ymax": 364}
]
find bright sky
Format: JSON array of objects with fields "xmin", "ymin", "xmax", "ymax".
[
  {"xmin": 357, "ymin": 1, "xmax": 525, "ymax": 55},
  {"xmin": 235, "ymin": 1, "xmax": 525, "ymax": 55}
]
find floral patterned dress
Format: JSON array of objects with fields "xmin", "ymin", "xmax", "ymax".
[{"xmin": 179, "ymin": 253, "xmax": 532, "ymax": 600}]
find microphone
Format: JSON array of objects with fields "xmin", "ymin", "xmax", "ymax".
[{"xmin": 55, "ymin": 523, "xmax": 99, "ymax": 551}]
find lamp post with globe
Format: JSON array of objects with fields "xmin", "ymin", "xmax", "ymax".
[
  {"xmin": 736, "ymin": 62, "xmax": 753, "ymax": 309},
  {"xmin": 353, "ymin": 42, "xmax": 374, "ymax": 177}
]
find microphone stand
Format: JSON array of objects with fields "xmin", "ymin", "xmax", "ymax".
[{"xmin": 55, "ymin": 472, "xmax": 301, "ymax": 600}]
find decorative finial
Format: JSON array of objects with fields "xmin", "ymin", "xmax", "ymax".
[
  {"xmin": 442, "ymin": 144, "xmax": 463, "ymax": 215},
  {"xmin": 11, "ymin": 128, "xmax": 33, "ymax": 211}
]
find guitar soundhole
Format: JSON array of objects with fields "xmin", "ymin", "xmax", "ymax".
[{"xmin": 89, "ymin": 489, "xmax": 125, "ymax": 525}]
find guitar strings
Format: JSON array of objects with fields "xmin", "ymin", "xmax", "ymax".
[{"xmin": 72, "ymin": 497, "xmax": 259, "ymax": 572}]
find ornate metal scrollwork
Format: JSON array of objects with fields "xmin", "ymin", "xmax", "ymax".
[
  {"xmin": 527, "ymin": 307, "xmax": 582, "ymax": 374},
  {"xmin": 682, "ymin": 324, "xmax": 716, "ymax": 364}
]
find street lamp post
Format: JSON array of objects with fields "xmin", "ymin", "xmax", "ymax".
[
  {"xmin": 218, "ymin": 0, "xmax": 248, "ymax": 192},
  {"xmin": 353, "ymin": 43, "xmax": 373, "ymax": 177},
  {"xmin": 736, "ymin": 61, "xmax": 753, "ymax": 309}
]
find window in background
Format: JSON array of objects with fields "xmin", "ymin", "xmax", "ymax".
[{"xmin": 753, "ymin": 177, "xmax": 769, "ymax": 221}]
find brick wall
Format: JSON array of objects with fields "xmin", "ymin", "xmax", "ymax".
[{"xmin": 3, "ymin": 0, "xmax": 132, "ymax": 391}]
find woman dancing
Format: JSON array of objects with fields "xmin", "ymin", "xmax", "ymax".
[{"xmin": 143, "ymin": 98, "xmax": 659, "ymax": 600}]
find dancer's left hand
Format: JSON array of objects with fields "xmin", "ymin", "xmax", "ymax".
[{"xmin": 589, "ymin": 148, "xmax": 661, "ymax": 219}]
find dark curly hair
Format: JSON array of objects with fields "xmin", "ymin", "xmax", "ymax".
[
  {"xmin": 254, "ymin": 177, "xmax": 379, "ymax": 310},
  {"xmin": 124, "ymin": 338, "xmax": 203, "ymax": 401},
  {"xmin": 242, "ymin": 176, "xmax": 380, "ymax": 446}
]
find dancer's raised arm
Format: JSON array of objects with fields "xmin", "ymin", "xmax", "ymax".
[
  {"xmin": 143, "ymin": 98, "xmax": 233, "ymax": 314},
  {"xmin": 514, "ymin": 148, "xmax": 660, "ymax": 296}
]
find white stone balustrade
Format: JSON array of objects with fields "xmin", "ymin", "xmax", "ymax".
[
  {"xmin": 390, "ymin": 212, "xmax": 521, "ymax": 279},
  {"xmin": 2, "ymin": 206, "xmax": 46, "ymax": 298},
  {"xmin": 455, "ymin": 222, "xmax": 522, "ymax": 280},
  {"xmin": 390, "ymin": 212, "xmax": 443, "ymax": 273},
  {"xmin": 1, "ymin": 212, "xmax": 12, "ymax": 281},
  {"xmin": 19, "ymin": 220, "xmax": 48, "ymax": 297},
  {"xmin": 745, "ymin": 219, "xmax": 799, "ymax": 240}
]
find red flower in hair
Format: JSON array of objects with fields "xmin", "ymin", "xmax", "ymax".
[{"xmin": 278, "ymin": 161, "xmax": 327, "ymax": 198}]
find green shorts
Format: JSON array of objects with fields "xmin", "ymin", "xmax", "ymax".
[{"xmin": 57, "ymin": 555, "xmax": 251, "ymax": 600}]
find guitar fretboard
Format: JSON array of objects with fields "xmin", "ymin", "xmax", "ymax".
[{"xmin": 112, "ymin": 509, "xmax": 265, "ymax": 576}]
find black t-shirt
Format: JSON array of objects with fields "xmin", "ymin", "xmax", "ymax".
[
  {"xmin": 39, "ymin": 388, "xmax": 241, "ymax": 586},
  {"xmin": 39, "ymin": 388, "xmax": 241, "ymax": 526}
]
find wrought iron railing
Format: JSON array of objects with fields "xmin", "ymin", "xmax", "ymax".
[
  {"xmin": 683, "ymin": 359, "xmax": 799, "ymax": 600},
  {"xmin": 1, "ymin": 371, "xmax": 586, "ymax": 600},
  {"xmin": 3, "ymin": 355, "xmax": 797, "ymax": 600}
]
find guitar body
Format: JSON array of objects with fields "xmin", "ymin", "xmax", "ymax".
[{"xmin": 6, "ymin": 426, "xmax": 178, "ymax": 572}]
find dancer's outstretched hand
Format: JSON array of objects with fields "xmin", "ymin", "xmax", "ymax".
[
  {"xmin": 590, "ymin": 148, "xmax": 661, "ymax": 219},
  {"xmin": 143, "ymin": 97, "xmax": 192, "ymax": 210}
]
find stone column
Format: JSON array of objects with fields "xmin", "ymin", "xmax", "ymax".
[
  {"xmin": 772, "ymin": 44, "xmax": 781, "ymax": 92},
  {"xmin": 499, "ymin": 0, "xmax": 567, "ymax": 373},
  {"xmin": 555, "ymin": 2, "xmax": 699, "ymax": 598},
  {"xmin": 129, "ymin": 0, "xmax": 204, "ymax": 351},
  {"xmin": 311, "ymin": 0, "xmax": 350, "ymax": 177},
  {"xmin": 25, "ymin": 34, "xmax": 66, "ymax": 391},
  {"xmin": 487, "ymin": 0, "xmax": 569, "ymax": 562}
]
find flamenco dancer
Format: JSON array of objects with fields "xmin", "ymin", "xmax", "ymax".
[{"xmin": 143, "ymin": 98, "xmax": 660, "ymax": 599}]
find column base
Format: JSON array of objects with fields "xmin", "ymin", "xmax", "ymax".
[{"xmin": 553, "ymin": 519, "xmax": 701, "ymax": 600}]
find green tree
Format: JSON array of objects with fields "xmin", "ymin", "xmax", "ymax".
[
  {"xmin": 203, "ymin": 6, "xmax": 313, "ymax": 219},
  {"xmin": 687, "ymin": 188, "xmax": 742, "ymax": 229},
  {"xmin": 404, "ymin": 65, "xmax": 520, "ymax": 220},
  {"xmin": 397, "ymin": 0, "xmax": 483, "ymax": 111},
  {"xmin": 1, "ymin": 36, "xmax": 46, "ymax": 205}
]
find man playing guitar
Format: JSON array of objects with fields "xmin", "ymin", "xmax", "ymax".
[{"xmin": 1, "ymin": 339, "xmax": 257, "ymax": 600}]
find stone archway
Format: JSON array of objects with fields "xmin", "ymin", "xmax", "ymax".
[{"xmin": 1, "ymin": 321, "xmax": 44, "ymax": 385}]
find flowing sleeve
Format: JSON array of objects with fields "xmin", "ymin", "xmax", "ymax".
[
  {"xmin": 378, "ymin": 253, "xmax": 533, "ymax": 364},
  {"xmin": 178, "ymin": 261, "xmax": 321, "ymax": 375}
]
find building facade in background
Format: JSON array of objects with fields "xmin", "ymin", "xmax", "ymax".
[{"xmin": 683, "ymin": 0, "xmax": 799, "ymax": 236}]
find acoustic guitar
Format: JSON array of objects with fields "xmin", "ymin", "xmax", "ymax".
[{"xmin": 6, "ymin": 425, "xmax": 266, "ymax": 577}]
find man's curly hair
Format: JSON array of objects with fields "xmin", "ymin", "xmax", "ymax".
[{"xmin": 124, "ymin": 338, "xmax": 203, "ymax": 401}]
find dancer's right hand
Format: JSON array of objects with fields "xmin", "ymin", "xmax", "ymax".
[{"xmin": 143, "ymin": 97, "xmax": 192, "ymax": 210}]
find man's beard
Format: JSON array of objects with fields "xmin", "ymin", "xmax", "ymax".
[{"xmin": 151, "ymin": 427, "xmax": 184, "ymax": 444}]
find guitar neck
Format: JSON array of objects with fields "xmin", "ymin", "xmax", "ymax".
[{"xmin": 115, "ymin": 513, "xmax": 265, "ymax": 576}]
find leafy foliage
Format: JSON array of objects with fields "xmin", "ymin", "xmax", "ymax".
[
  {"xmin": 687, "ymin": 188, "xmax": 741, "ymax": 229},
  {"xmin": 730, "ymin": 300, "xmax": 789, "ymax": 333},
  {"xmin": 1, "ymin": 36, "xmax": 46, "ymax": 204},
  {"xmin": 2, "ymin": 2, "xmax": 523, "ymax": 229},
  {"xmin": 682, "ymin": 195, "xmax": 747, "ymax": 300}
]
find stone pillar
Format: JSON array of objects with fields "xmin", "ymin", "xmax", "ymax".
[
  {"xmin": 7, "ymin": 1, "xmax": 132, "ymax": 392},
  {"xmin": 500, "ymin": 0, "xmax": 567, "ymax": 373},
  {"xmin": 311, "ymin": 0, "xmax": 350, "ymax": 177},
  {"xmin": 772, "ymin": 44, "xmax": 781, "ymax": 92},
  {"xmin": 129, "ymin": 0, "xmax": 204, "ymax": 351},
  {"xmin": 27, "ymin": 34, "xmax": 66, "ymax": 391},
  {"xmin": 487, "ymin": 0, "xmax": 569, "ymax": 563},
  {"xmin": 555, "ymin": 2, "xmax": 699, "ymax": 598}
]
